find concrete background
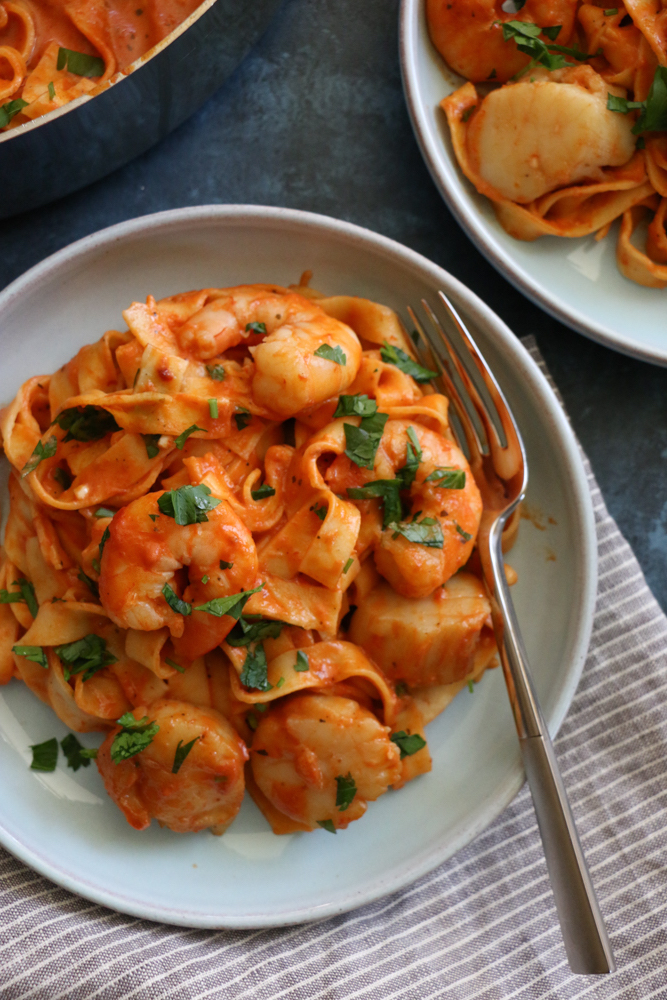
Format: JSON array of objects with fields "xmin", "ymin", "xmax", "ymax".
[{"xmin": 2, "ymin": 0, "xmax": 666, "ymax": 607}]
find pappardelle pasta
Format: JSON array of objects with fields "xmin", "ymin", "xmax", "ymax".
[
  {"xmin": 0, "ymin": 278, "xmax": 508, "ymax": 837},
  {"xmin": 0, "ymin": 0, "xmax": 204, "ymax": 131},
  {"xmin": 428, "ymin": 0, "xmax": 667, "ymax": 287}
]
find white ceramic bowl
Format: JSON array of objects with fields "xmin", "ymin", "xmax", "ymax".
[
  {"xmin": 400, "ymin": 0, "xmax": 667, "ymax": 366},
  {"xmin": 0, "ymin": 206, "xmax": 596, "ymax": 928}
]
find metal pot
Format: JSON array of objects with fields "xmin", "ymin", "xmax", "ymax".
[{"xmin": 0, "ymin": 0, "xmax": 282, "ymax": 220}]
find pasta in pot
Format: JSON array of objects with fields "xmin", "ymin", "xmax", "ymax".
[
  {"xmin": 428, "ymin": 0, "xmax": 667, "ymax": 287},
  {"xmin": 0, "ymin": 277, "xmax": 514, "ymax": 837}
]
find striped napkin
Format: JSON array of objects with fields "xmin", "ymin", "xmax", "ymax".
[{"xmin": 2, "ymin": 339, "xmax": 666, "ymax": 999}]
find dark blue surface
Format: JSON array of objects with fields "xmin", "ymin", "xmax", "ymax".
[{"xmin": 1, "ymin": 0, "xmax": 665, "ymax": 607}]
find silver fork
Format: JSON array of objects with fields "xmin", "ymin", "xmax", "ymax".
[{"xmin": 408, "ymin": 291, "xmax": 614, "ymax": 976}]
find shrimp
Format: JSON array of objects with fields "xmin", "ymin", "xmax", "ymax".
[
  {"xmin": 171, "ymin": 285, "xmax": 362, "ymax": 417},
  {"xmin": 325, "ymin": 419, "xmax": 482, "ymax": 599},
  {"xmin": 99, "ymin": 490, "xmax": 259, "ymax": 659},
  {"xmin": 466, "ymin": 66, "xmax": 637, "ymax": 203},
  {"xmin": 426, "ymin": 0, "xmax": 578, "ymax": 84},
  {"xmin": 251, "ymin": 693, "xmax": 401, "ymax": 831},
  {"xmin": 96, "ymin": 700, "xmax": 249, "ymax": 832}
]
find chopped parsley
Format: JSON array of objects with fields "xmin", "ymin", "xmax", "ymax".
[
  {"xmin": 30, "ymin": 738, "xmax": 58, "ymax": 772},
  {"xmin": 425, "ymin": 467, "xmax": 466, "ymax": 489},
  {"xmin": 99, "ymin": 526, "xmax": 110, "ymax": 560},
  {"xmin": 607, "ymin": 66, "xmax": 667, "ymax": 133},
  {"xmin": 227, "ymin": 615, "xmax": 284, "ymax": 647},
  {"xmin": 234, "ymin": 408, "xmax": 252, "ymax": 431},
  {"xmin": 143, "ymin": 433, "xmax": 161, "ymax": 458},
  {"xmin": 251, "ymin": 484, "xmax": 276, "ymax": 501},
  {"xmin": 343, "ymin": 557, "xmax": 354, "ymax": 574},
  {"xmin": 220, "ymin": 560, "xmax": 234, "ymax": 570},
  {"xmin": 468, "ymin": 679, "xmax": 475, "ymax": 694},
  {"xmin": 388, "ymin": 514, "xmax": 444, "ymax": 549},
  {"xmin": 347, "ymin": 479, "xmax": 402, "ymax": 528},
  {"xmin": 343, "ymin": 411, "xmax": 388, "ymax": 470},
  {"xmin": 456, "ymin": 523, "xmax": 473, "ymax": 542},
  {"xmin": 174, "ymin": 424, "xmax": 205, "ymax": 450},
  {"xmin": 48, "ymin": 81, "xmax": 56, "ymax": 100},
  {"xmin": 246, "ymin": 321, "xmax": 267, "ymax": 335},
  {"xmin": 239, "ymin": 642, "xmax": 272, "ymax": 691},
  {"xmin": 53, "ymin": 466, "xmax": 72, "ymax": 490},
  {"xmin": 208, "ymin": 398, "xmax": 218, "ymax": 419},
  {"xmin": 162, "ymin": 583, "xmax": 192, "ymax": 616},
  {"xmin": 390, "ymin": 730, "xmax": 427, "ymax": 759},
  {"xmin": 395, "ymin": 681, "xmax": 409, "ymax": 696},
  {"xmin": 165, "ymin": 657, "xmax": 186, "ymax": 673},
  {"xmin": 334, "ymin": 394, "xmax": 377, "ymax": 418},
  {"xmin": 397, "ymin": 427, "xmax": 422, "ymax": 489},
  {"xmin": 380, "ymin": 341, "xmax": 437, "ymax": 383},
  {"xmin": 294, "ymin": 650, "xmax": 309, "ymax": 672},
  {"xmin": 56, "ymin": 47, "xmax": 104, "ymax": 77},
  {"xmin": 78, "ymin": 569, "xmax": 99, "ymax": 600},
  {"xmin": 604, "ymin": 6, "xmax": 618, "ymax": 12},
  {"xmin": 110, "ymin": 712, "xmax": 159, "ymax": 763},
  {"xmin": 310, "ymin": 502, "xmax": 327, "ymax": 521},
  {"xmin": 1, "ymin": 578, "xmax": 38, "ymax": 617},
  {"xmin": 461, "ymin": 106, "xmax": 476, "ymax": 123},
  {"xmin": 61, "ymin": 733, "xmax": 97, "ymax": 771},
  {"xmin": 0, "ymin": 97, "xmax": 28, "ymax": 128},
  {"xmin": 317, "ymin": 819, "xmax": 336, "ymax": 834},
  {"xmin": 314, "ymin": 344, "xmax": 346, "ymax": 365},
  {"xmin": 21, "ymin": 436, "xmax": 57, "ymax": 478},
  {"xmin": 12, "ymin": 645, "xmax": 48, "ymax": 668},
  {"xmin": 55, "ymin": 406, "xmax": 119, "ymax": 442},
  {"xmin": 172, "ymin": 737, "xmax": 198, "ymax": 774},
  {"xmin": 498, "ymin": 20, "xmax": 589, "ymax": 76},
  {"xmin": 95, "ymin": 507, "xmax": 115, "ymax": 518},
  {"xmin": 157, "ymin": 483, "xmax": 221, "ymax": 525},
  {"xmin": 276, "ymin": 676, "xmax": 285, "ymax": 688},
  {"xmin": 55, "ymin": 634, "xmax": 117, "ymax": 682},
  {"xmin": 194, "ymin": 583, "xmax": 264, "ymax": 619},
  {"xmin": 205, "ymin": 364, "xmax": 226, "ymax": 381},
  {"xmin": 335, "ymin": 773, "xmax": 357, "ymax": 811}
]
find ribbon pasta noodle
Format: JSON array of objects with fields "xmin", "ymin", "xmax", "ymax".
[
  {"xmin": 0, "ymin": 0, "xmax": 205, "ymax": 131},
  {"xmin": 0, "ymin": 279, "xmax": 507, "ymax": 837},
  {"xmin": 428, "ymin": 0, "xmax": 667, "ymax": 287}
]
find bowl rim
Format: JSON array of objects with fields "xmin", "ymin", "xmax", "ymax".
[
  {"xmin": 0, "ymin": 0, "xmax": 218, "ymax": 145},
  {"xmin": 0, "ymin": 204, "xmax": 598, "ymax": 926},
  {"xmin": 398, "ymin": 0, "xmax": 667, "ymax": 368}
]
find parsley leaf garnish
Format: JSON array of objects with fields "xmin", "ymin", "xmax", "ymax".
[
  {"xmin": 195, "ymin": 583, "xmax": 264, "ymax": 619},
  {"xmin": 110, "ymin": 713, "xmax": 159, "ymax": 763},
  {"xmin": 425, "ymin": 467, "xmax": 466, "ymax": 489},
  {"xmin": 208, "ymin": 398, "xmax": 218, "ymax": 419},
  {"xmin": 61, "ymin": 733, "xmax": 97, "ymax": 771},
  {"xmin": 294, "ymin": 650, "xmax": 309, "ymax": 672},
  {"xmin": 380, "ymin": 341, "xmax": 437, "ymax": 383},
  {"xmin": 78, "ymin": 569, "xmax": 99, "ymax": 600},
  {"xmin": 334, "ymin": 394, "xmax": 377, "ymax": 418},
  {"xmin": 205, "ymin": 364, "xmax": 226, "ymax": 381},
  {"xmin": 53, "ymin": 467, "xmax": 72, "ymax": 490},
  {"xmin": 30, "ymin": 738, "xmax": 58, "ymax": 772},
  {"xmin": 172, "ymin": 737, "xmax": 198, "ymax": 774},
  {"xmin": 234, "ymin": 408, "xmax": 252, "ymax": 431},
  {"xmin": 143, "ymin": 433, "xmax": 161, "ymax": 458},
  {"xmin": 227, "ymin": 615, "xmax": 284, "ymax": 647},
  {"xmin": 13, "ymin": 645, "xmax": 48, "ymax": 668},
  {"xmin": 310, "ymin": 502, "xmax": 327, "ymax": 520},
  {"xmin": 55, "ymin": 406, "xmax": 120, "ymax": 442},
  {"xmin": 456, "ymin": 523, "xmax": 473, "ymax": 542},
  {"xmin": 95, "ymin": 507, "xmax": 115, "ymax": 518},
  {"xmin": 220, "ymin": 560, "xmax": 234, "ymax": 570},
  {"xmin": 246, "ymin": 321, "xmax": 267, "ymax": 335},
  {"xmin": 1, "ymin": 578, "xmax": 38, "ymax": 617},
  {"xmin": 157, "ymin": 484, "xmax": 221, "ymax": 525},
  {"xmin": 240, "ymin": 642, "xmax": 272, "ymax": 691},
  {"xmin": 48, "ymin": 80, "xmax": 56, "ymax": 100},
  {"xmin": 347, "ymin": 479, "xmax": 402, "ymax": 527},
  {"xmin": 335, "ymin": 773, "xmax": 357, "ymax": 811},
  {"xmin": 21, "ymin": 436, "xmax": 57, "ymax": 478},
  {"xmin": 314, "ymin": 344, "xmax": 346, "ymax": 365},
  {"xmin": 317, "ymin": 819, "xmax": 337, "ymax": 833},
  {"xmin": 607, "ymin": 66, "xmax": 667, "ymax": 134},
  {"xmin": 343, "ymin": 557, "xmax": 354, "ymax": 574},
  {"xmin": 162, "ymin": 583, "xmax": 192, "ymax": 616},
  {"xmin": 344, "ymin": 411, "xmax": 388, "ymax": 469},
  {"xmin": 397, "ymin": 426, "xmax": 422, "ymax": 489},
  {"xmin": 499, "ymin": 20, "xmax": 588, "ymax": 76},
  {"xmin": 390, "ymin": 730, "xmax": 427, "ymax": 759},
  {"xmin": 174, "ymin": 424, "xmax": 205, "ymax": 450},
  {"xmin": 0, "ymin": 97, "xmax": 28, "ymax": 128},
  {"xmin": 55, "ymin": 634, "xmax": 117, "ymax": 682},
  {"xmin": 388, "ymin": 515, "xmax": 444, "ymax": 549},
  {"xmin": 165, "ymin": 657, "xmax": 186, "ymax": 673},
  {"xmin": 251, "ymin": 484, "xmax": 276, "ymax": 501},
  {"xmin": 56, "ymin": 47, "xmax": 104, "ymax": 77}
]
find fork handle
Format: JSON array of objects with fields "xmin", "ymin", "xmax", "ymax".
[{"xmin": 487, "ymin": 519, "xmax": 615, "ymax": 975}]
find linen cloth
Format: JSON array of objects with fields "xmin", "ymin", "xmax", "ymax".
[{"xmin": 1, "ymin": 339, "xmax": 667, "ymax": 999}]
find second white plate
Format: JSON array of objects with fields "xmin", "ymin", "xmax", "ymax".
[{"xmin": 400, "ymin": 0, "xmax": 667, "ymax": 366}]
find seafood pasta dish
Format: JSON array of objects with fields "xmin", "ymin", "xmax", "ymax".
[
  {"xmin": 0, "ymin": 279, "xmax": 508, "ymax": 837},
  {"xmin": 427, "ymin": 0, "xmax": 667, "ymax": 287},
  {"xmin": 0, "ymin": 0, "xmax": 204, "ymax": 130}
]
